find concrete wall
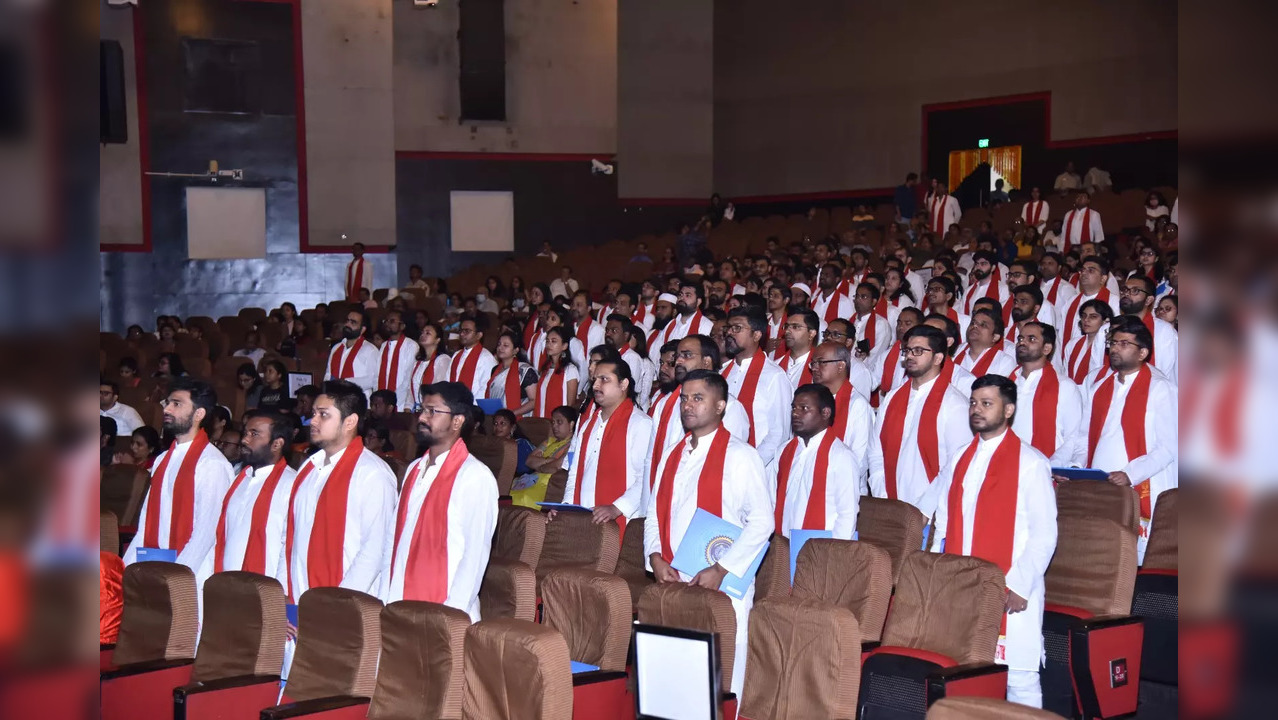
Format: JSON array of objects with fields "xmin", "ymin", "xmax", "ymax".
[
  {"xmin": 99, "ymin": 1, "xmax": 143, "ymax": 248},
  {"xmin": 713, "ymin": 0, "xmax": 1177, "ymax": 197},
  {"xmin": 393, "ymin": 0, "xmax": 618, "ymax": 153},
  {"xmin": 616, "ymin": 0, "xmax": 714, "ymax": 199}
]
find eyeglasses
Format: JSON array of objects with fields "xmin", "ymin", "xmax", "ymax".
[
  {"xmin": 1105, "ymin": 339, "xmax": 1142, "ymax": 350},
  {"xmin": 823, "ymin": 330, "xmax": 847, "ymax": 340},
  {"xmin": 807, "ymin": 358, "xmax": 844, "ymax": 370},
  {"xmin": 726, "ymin": 324, "xmax": 750, "ymax": 334},
  {"xmin": 1118, "ymin": 287, "xmax": 1149, "ymax": 297},
  {"xmin": 900, "ymin": 346, "xmax": 933, "ymax": 357},
  {"xmin": 420, "ymin": 407, "xmax": 460, "ymax": 417}
]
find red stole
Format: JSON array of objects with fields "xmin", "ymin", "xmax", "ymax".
[
  {"xmin": 1001, "ymin": 298, "xmax": 1016, "ymax": 335},
  {"xmin": 1067, "ymin": 335, "xmax": 1104, "ymax": 385},
  {"xmin": 964, "ymin": 278, "xmax": 1000, "ymax": 314},
  {"xmin": 647, "ymin": 387, "xmax": 681, "ymax": 487},
  {"xmin": 1086, "ymin": 364, "xmax": 1155, "ymax": 523},
  {"xmin": 830, "ymin": 383, "xmax": 855, "ymax": 439},
  {"xmin": 391, "ymin": 440, "xmax": 470, "ymax": 602},
  {"xmin": 876, "ymin": 341, "xmax": 902, "ymax": 407},
  {"xmin": 655, "ymin": 428, "xmax": 730, "ymax": 563},
  {"xmin": 575, "ymin": 318, "xmax": 596, "ymax": 347},
  {"xmin": 143, "ymin": 430, "xmax": 211, "ymax": 551},
  {"xmin": 214, "ymin": 458, "xmax": 289, "ymax": 574},
  {"xmin": 1012, "ymin": 366, "xmax": 1061, "ymax": 457},
  {"xmin": 956, "ymin": 345, "xmax": 999, "ymax": 377},
  {"xmin": 538, "ymin": 365, "xmax": 567, "ymax": 418},
  {"xmin": 377, "ymin": 335, "xmax": 407, "ymax": 391},
  {"xmin": 1140, "ymin": 312, "xmax": 1157, "ymax": 363},
  {"xmin": 861, "ymin": 312, "xmax": 880, "ymax": 351},
  {"xmin": 721, "ymin": 351, "xmax": 767, "ymax": 445},
  {"xmin": 879, "ymin": 366, "xmax": 951, "ymax": 499},
  {"xmin": 873, "ymin": 295, "xmax": 890, "ymax": 319},
  {"xmin": 768, "ymin": 313, "xmax": 787, "ymax": 345},
  {"xmin": 773, "ymin": 431, "xmax": 838, "ymax": 533},
  {"xmin": 573, "ymin": 400, "xmax": 637, "ymax": 521},
  {"xmin": 522, "ymin": 317, "xmax": 539, "ymax": 353},
  {"xmin": 345, "ymin": 258, "xmax": 365, "ymax": 300},
  {"xmin": 1063, "ymin": 209, "xmax": 1092, "ymax": 254},
  {"xmin": 284, "ymin": 438, "xmax": 365, "ymax": 601},
  {"xmin": 1025, "ymin": 200, "xmax": 1044, "ymax": 227},
  {"xmin": 633, "ymin": 303, "xmax": 650, "ymax": 325},
  {"xmin": 330, "ymin": 337, "xmax": 366, "ymax": 380},
  {"xmin": 491, "ymin": 361, "xmax": 524, "ymax": 409},
  {"xmin": 1062, "ymin": 289, "xmax": 1110, "ymax": 345},
  {"xmin": 812, "ymin": 291, "xmax": 842, "ymax": 323},
  {"xmin": 449, "ymin": 345, "xmax": 483, "ymax": 388},
  {"xmin": 779, "ymin": 352, "xmax": 813, "ymax": 386},
  {"xmin": 930, "ymin": 194, "xmax": 949, "ymax": 232},
  {"xmin": 1044, "ymin": 277, "xmax": 1064, "ymax": 305}
]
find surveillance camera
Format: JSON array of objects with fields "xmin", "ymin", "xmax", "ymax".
[{"xmin": 590, "ymin": 159, "xmax": 614, "ymax": 176}]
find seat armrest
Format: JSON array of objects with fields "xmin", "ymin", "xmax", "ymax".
[
  {"xmin": 927, "ymin": 662, "xmax": 1008, "ymax": 705},
  {"xmin": 101, "ymin": 657, "xmax": 194, "ymax": 680},
  {"xmin": 1078, "ymin": 614, "xmax": 1143, "ymax": 631},
  {"xmin": 260, "ymin": 695, "xmax": 370, "ymax": 720},
  {"xmin": 1070, "ymin": 615, "xmax": 1144, "ymax": 719},
  {"xmin": 175, "ymin": 674, "xmax": 280, "ymax": 697},
  {"xmin": 571, "ymin": 670, "xmax": 628, "ymax": 686}
]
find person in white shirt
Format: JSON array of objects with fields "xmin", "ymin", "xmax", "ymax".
[
  {"xmin": 1057, "ymin": 300, "xmax": 1114, "ymax": 386},
  {"xmin": 649, "ymin": 281, "xmax": 715, "ymax": 361},
  {"xmin": 630, "ymin": 280, "xmax": 659, "ymax": 335},
  {"xmin": 605, "ymin": 314, "xmax": 656, "ymax": 410},
  {"xmin": 931, "ymin": 375, "xmax": 1058, "ymax": 708},
  {"xmin": 644, "ymin": 370, "xmax": 773, "ymax": 697},
  {"xmin": 537, "ymin": 242, "xmax": 560, "ymax": 263},
  {"xmin": 810, "ymin": 263, "xmax": 853, "ymax": 329},
  {"xmin": 888, "ymin": 246, "xmax": 927, "ymax": 303},
  {"xmin": 1038, "ymin": 252, "xmax": 1078, "ymax": 312},
  {"xmin": 571, "ymin": 290, "xmax": 607, "ymax": 356},
  {"xmin": 644, "ymin": 293, "xmax": 680, "ymax": 365},
  {"xmin": 203, "ymin": 410, "xmax": 296, "ymax": 580},
  {"xmin": 669, "ymin": 335, "xmax": 753, "ymax": 443},
  {"xmin": 233, "ymin": 331, "xmax": 267, "ymax": 368},
  {"xmin": 1053, "ymin": 161, "xmax": 1081, "ymax": 192},
  {"xmin": 376, "ymin": 310, "xmax": 420, "ymax": 410},
  {"xmin": 1073, "ymin": 317, "xmax": 1177, "ymax": 562},
  {"xmin": 869, "ymin": 325, "xmax": 971, "ymax": 517},
  {"xmin": 100, "ymin": 379, "xmax": 145, "ymax": 436},
  {"xmin": 874, "ymin": 307, "xmax": 924, "ymax": 402},
  {"xmin": 344, "ymin": 242, "xmax": 373, "ymax": 302},
  {"xmin": 808, "ymin": 341, "xmax": 873, "ymax": 481},
  {"xmin": 1058, "ymin": 256, "xmax": 1120, "ymax": 347},
  {"xmin": 851, "ymin": 284, "xmax": 894, "ymax": 374},
  {"xmin": 923, "ymin": 276, "xmax": 971, "ymax": 339},
  {"xmin": 1020, "ymin": 186, "xmax": 1049, "ymax": 233},
  {"xmin": 124, "ymin": 378, "xmax": 235, "ymax": 591},
  {"xmin": 721, "ymin": 307, "xmax": 793, "ymax": 465},
  {"xmin": 1011, "ymin": 322, "xmax": 1085, "ymax": 467},
  {"xmin": 548, "ymin": 265, "xmax": 579, "ymax": 301},
  {"xmin": 955, "ymin": 308, "xmax": 1018, "ymax": 378},
  {"xmin": 962, "ymin": 250, "xmax": 1010, "ymax": 315},
  {"xmin": 1144, "ymin": 191, "xmax": 1170, "ymax": 231},
  {"xmin": 1059, "ymin": 191, "xmax": 1104, "ymax": 254},
  {"xmin": 822, "ymin": 319, "xmax": 876, "ymax": 402},
  {"xmin": 1118, "ymin": 276, "xmax": 1179, "ymax": 385},
  {"xmin": 778, "ymin": 310, "xmax": 820, "ymax": 389},
  {"xmin": 926, "ymin": 181, "xmax": 961, "ymax": 234},
  {"xmin": 922, "ymin": 315, "xmax": 978, "ymax": 397},
  {"xmin": 765, "ymin": 284, "xmax": 791, "ymax": 356},
  {"xmin": 1005, "ymin": 281, "xmax": 1054, "ymax": 350},
  {"xmin": 768, "ymin": 383, "xmax": 860, "ymax": 540},
  {"xmin": 448, "ymin": 316, "xmax": 499, "ymax": 399},
  {"xmin": 381, "ymin": 382, "xmax": 497, "ymax": 620},
  {"xmin": 534, "ymin": 305, "xmax": 588, "ymax": 373},
  {"xmin": 1083, "ymin": 166, "xmax": 1112, "ymax": 195},
  {"xmin": 404, "ymin": 263, "xmax": 430, "ymax": 291},
  {"xmin": 327, "ymin": 308, "xmax": 379, "ymax": 396},
  {"xmin": 407, "ymin": 323, "xmax": 452, "ymax": 413}
]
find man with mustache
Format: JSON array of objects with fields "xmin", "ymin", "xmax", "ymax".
[
  {"xmin": 1118, "ymin": 275, "xmax": 1179, "ymax": 384},
  {"xmin": 962, "ymin": 250, "xmax": 1010, "ymax": 315},
  {"xmin": 326, "ymin": 308, "xmax": 379, "ymax": 396},
  {"xmin": 721, "ymin": 307, "xmax": 792, "ymax": 465},
  {"xmin": 769, "ymin": 383, "xmax": 861, "ymax": 540},
  {"xmin": 1012, "ymin": 322, "xmax": 1085, "ymax": 467}
]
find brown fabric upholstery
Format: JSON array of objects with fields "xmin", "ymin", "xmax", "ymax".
[
  {"xmin": 467, "ymin": 436, "xmax": 517, "ymax": 495},
  {"xmin": 1056, "ymin": 480, "xmax": 1139, "ymax": 534},
  {"xmin": 741, "ymin": 597, "xmax": 861, "ymax": 720},
  {"xmin": 368, "ymin": 601, "xmax": 471, "ymax": 720},
  {"xmin": 284, "ymin": 588, "xmax": 383, "ymax": 702},
  {"xmin": 615, "ymin": 516, "xmax": 653, "ymax": 607},
  {"xmin": 100, "ymin": 464, "xmax": 149, "ymax": 526},
  {"xmin": 791, "ymin": 539, "xmax": 893, "ymax": 643},
  {"xmin": 462, "ymin": 619, "xmax": 572, "ymax": 720},
  {"xmin": 636, "ymin": 584, "xmax": 737, "ymax": 692},
  {"xmin": 857, "ymin": 497, "xmax": 926, "ymax": 583},
  {"xmin": 540, "ymin": 569, "xmax": 632, "ymax": 672},
  {"xmin": 491, "ymin": 505, "xmax": 546, "ymax": 569},
  {"xmin": 752, "ymin": 534, "xmax": 792, "ymax": 602},
  {"xmin": 112, "ymin": 561, "xmax": 199, "ymax": 665},
  {"xmin": 926, "ymin": 696, "xmax": 1061, "ymax": 719},
  {"xmin": 881, "ymin": 552, "xmax": 1005, "ymax": 665},
  {"xmin": 543, "ymin": 469, "xmax": 568, "ymax": 503},
  {"xmin": 536, "ymin": 511, "xmax": 621, "ymax": 589},
  {"xmin": 479, "ymin": 559, "xmax": 537, "ymax": 622},
  {"xmin": 1141, "ymin": 489, "xmax": 1178, "ymax": 570},
  {"xmin": 1045, "ymin": 516, "xmax": 1138, "ymax": 617},
  {"xmin": 517, "ymin": 417, "xmax": 553, "ymax": 447},
  {"xmin": 101, "ymin": 510, "xmax": 119, "ymax": 555},
  {"xmin": 191, "ymin": 571, "xmax": 288, "ymax": 682}
]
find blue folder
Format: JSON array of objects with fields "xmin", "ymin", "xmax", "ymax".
[
  {"xmin": 476, "ymin": 399, "xmax": 504, "ymax": 415},
  {"xmin": 671, "ymin": 509, "xmax": 767, "ymax": 600},
  {"xmin": 788, "ymin": 529, "xmax": 832, "ymax": 583},
  {"xmin": 286, "ymin": 603, "xmax": 299, "ymax": 628},
  {"xmin": 570, "ymin": 661, "xmax": 599, "ymax": 674},
  {"xmin": 1051, "ymin": 467, "xmax": 1110, "ymax": 482},
  {"xmin": 135, "ymin": 547, "xmax": 177, "ymax": 563},
  {"xmin": 536, "ymin": 502, "xmax": 592, "ymax": 513}
]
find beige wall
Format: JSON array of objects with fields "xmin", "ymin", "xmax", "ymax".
[
  {"xmin": 99, "ymin": 2, "xmax": 143, "ymax": 247},
  {"xmin": 394, "ymin": 0, "xmax": 618, "ymax": 154},
  {"xmin": 713, "ymin": 0, "xmax": 1177, "ymax": 197}
]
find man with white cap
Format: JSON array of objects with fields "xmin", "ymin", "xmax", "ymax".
[
  {"xmin": 648, "ymin": 281, "xmax": 713, "ymax": 363},
  {"xmin": 647, "ymin": 292, "xmax": 680, "ymax": 364}
]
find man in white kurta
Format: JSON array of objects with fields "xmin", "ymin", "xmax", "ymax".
[
  {"xmin": 778, "ymin": 311, "xmax": 819, "ymax": 389},
  {"xmin": 605, "ymin": 314, "xmax": 656, "ymax": 410},
  {"xmin": 768, "ymin": 385, "xmax": 860, "ymax": 540},
  {"xmin": 808, "ymin": 340, "xmax": 874, "ymax": 487},
  {"xmin": 722, "ymin": 308, "xmax": 793, "ymax": 465},
  {"xmin": 927, "ymin": 183, "xmax": 961, "ymax": 234},
  {"xmin": 962, "ymin": 251, "xmax": 1011, "ymax": 315},
  {"xmin": 572, "ymin": 291, "xmax": 607, "ymax": 354},
  {"xmin": 921, "ymin": 316, "xmax": 979, "ymax": 398},
  {"xmin": 852, "ymin": 286, "xmax": 895, "ymax": 375},
  {"xmin": 1057, "ymin": 257, "xmax": 1120, "ymax": 347},
  {"xmin": 644, "ymin": 372, "xmax": 773, "ymax": 697},
  {"xmin": 1038, "ymin": 253, "xmax": 1078, "ymax": 313},
  {"xmin": 1020, "ymin": 187, "xmax": 1049, "ymax": 233},
  {"xmin": 810, "ymin": 264, "xmax": 853, "ymax": 328},
  {"xmin": 824, "ymin": 319, "xmax": 876, "ymax": 402},
  {"xmin": 1059, "ymin": 192, "xmax": 1105, "ymax": 253},
  {"xmin": 563, "ymin": 360, "xmax": 654, "ymax": 522},
  {"xmin": 376, "ymin": 310, "xmax": 421, "ymax": 410},
  {"xmin": 328, "ymin": 309, "xmax": 379, "ymax": 396},
  {"xmin": 931, "ymin": 376, "xmax": 1057, "ymax": 708},
  {"xmin": 1119, "ymin": 275, "xmax": 1179, "ymax": 385},
  {"xmin": 382, "ymin": 383, "xmax": 497, "ymax": 621},
  {"xmin": 344, "ymin": 243, "xmax": 374, "ymax": 301},
  {"xmin": 1012, "ymin": 322, "xmax": 1085, "ymax": 468},
  {"xmin": 448, "ymin": 317, "xmax": 499, "ymax": 399},
  {"xmin": 955, "ymin": 308, "xmax": 1018, "ymax": 378}
]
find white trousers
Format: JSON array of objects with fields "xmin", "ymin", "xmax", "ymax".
[{"xmin": 1007, "ymin": 668, "xmax": 1042, "ymax": 708}]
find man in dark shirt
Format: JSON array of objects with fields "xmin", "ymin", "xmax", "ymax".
[{"xmin": 895, "ymin": 172, "xmax": 919, "ymax": 221}]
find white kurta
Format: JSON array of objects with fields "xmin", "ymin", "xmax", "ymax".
[
  {"xmin": 633, "ymin": 303, "xmax": 656, "ymax": 335},
  {"xmin": 1040, "ymin": 277, "xmax": 1078, "ymax": 313},
  {"xmin": 927, "ymin": 194, "xmax": 961, "ymax": 233},
  {"xmin": 955, "ymin": 344, "xmax": 1019, "ymax": 378},
  {"xmin": 381, "ymin": 450, "xmax": 497, "ymax": 621},
  {"xmin": 344, "ymin": 257, "xmax": 374, "ymax": 298},
  {"xmin": 447, "ymin": 345, "xmax": 498, "ymax": 400},
  {"xmin": 563, "ymin": 404, "xmax": 654, "ymax": 518},
  {"xmin": 722, "ymin": 353, "xmax": 793, "ymax": 465},
  {"xmin": 377, "ymin": 335, "xmax": 421, "ymax": 410},
  {"xmin": 868, "ymin": 374, "xmax": 972, "ymax": 517},
  {"xmin": 1056, "ymin": 331, "xmax": 1107, "ymax": 385},
  {"xmin": 621, "ymin": 348, "xmax": 656, "ymax": 410},
  {"xmin": 641, "ymin": 390, "xmax": 751, "ymax": 517},
  {"xmin": 535, "ymin": 364, "xmax": 580, "ymax": 418},
  {"xmin": 647, "ymin": 312, "xmax": 714, "ymax": 364},
  {"xmin": 853, "ymin": 313, "xmax": 894, "ymax": 374},
  {"xmin": 281, "ymin": 445, "xmax": 397, "ymax": 599},
  {"xmin": 201, "ymin": 462, "xmax": 297, "ymax": 580},
  {"xmin": 962, "ymin": 279, "xmax": 1011, "ymax": 315},
  {"xmin": 101, "ymin": 402, "xmax": 145, "ymax": 436},
  {"xmin": 902, "ymin": 271, "xmax": 927, "ymax": 308},
  {"xmin": 767, "ymin": 429, "xmax": 861, "ymax": 540},
  {"xmin": 1059, "ymin": 208, "xmax": 1105, "ymax": 250},
  {"xmin": 1146, "ymin": 316, "xmax": 1179, "ymax": 386},
  {"xmin": 847, "ymin": 358, "xmax": 876, "ymax": 404},
  {"xmin": 574, "ymin": 320, "xmax": 606, "ymax": 357},
  {"xmin": 407, "ymin": 354, "xmax": 453, "ymax": 411},
  {"xmin": 811, "ymin": 291, "xmax": 852, "ymax": 326},
  {"xmin": 327, "ymin": 340, "xmax": 380, "ymax": 397},
  {"xmin": 1057, "ymin": 291, "xmax": 1120, "ymax": 346},
  {"xmin": 931, "ymin": 432, "xmax": 1057, "ymax": 671},
  {"xmin": 827, "ymin": 382, "xmax": 874, "ymax": 489},
  {"xmin": 1020, "ymin": 200, "xmax": 1050, "ymax": 233},
  {"xmin": 1012, "ymin": 366, "xmax": 1086, "ymax": 467},
  {"xmin": 643, "ymin": 429, "xmax": 773, "ymax": 696}
]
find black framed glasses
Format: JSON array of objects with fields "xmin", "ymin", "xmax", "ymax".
[{"xmin": 807, "ymin": 359, "xmax": 844, "ymax": 370}]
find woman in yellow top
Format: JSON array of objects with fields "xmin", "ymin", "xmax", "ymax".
[
  {"xmin": 1015, "ymin": 225, "xmax": 1040, "ymax": 260},
  {"xmin": 509, "ymin": 405, "xmax": 579, "ymax": 509}
]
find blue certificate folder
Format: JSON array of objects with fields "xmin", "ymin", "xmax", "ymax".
[
  {"xmin": 671, "ymin": 509, "xmax": 766, "ymax": 600},
  {"xmin": 570, "ymin": 661, "xmax": 599, "ymax": 674},
  {"xmin": 788, "ymin": 529, "xmax": 832, "ymax": 583},
  {"xmin": 536, "ymin": 502, "xmax": 592, "ymax": 513},
  {"xmin": 1052, "ymin": 467, "xmax": 1110, "ymax": 482},
  {"xmin": 135, "ymin": 547, "xmax": 177, "ymax": 563},
  {"xmin": 286, "ymin": 604, "xmax": 299, "ymax": 628}
]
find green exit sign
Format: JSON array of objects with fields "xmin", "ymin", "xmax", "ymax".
[{"xmin": 977, "ymin": 138, "xmax": 990, "ymax": 148}]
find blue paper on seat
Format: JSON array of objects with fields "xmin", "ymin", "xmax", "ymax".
[
  {"xmin": 136, "ymin": 547, "xmax": 177, "ymax": 563},
  {"xmin": 570, "ymin": 661, "xmax": 599, "ymax": 674},
  {"xmin": 476, "ymin": 399, "xmax": 503, "ymax": 415},
  {"xmin": 536, "ymin": 502, "xmax": 591, "ymax": 513},
  {"xmin": 286, "ymin": 603, "xmax": 299, "ymax": 628},
  {"xmin": 788, "ymin": 529, "xmax": 832, "ymax": 583},
  {"xmin": 1051, "ymin": 467, "xmax": 1110, "ymax": 482},
  {"xmin": 921, "ymin": 523, "xmax": 931, "ymax": 551},
  {"xmin": 671, "ymin": 508, "xmax": 766, "ymax": 601}
]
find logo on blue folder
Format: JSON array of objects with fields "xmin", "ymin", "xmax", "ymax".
[{"xmin": 705, "ymin": 536, "xmax": 733, "ymax": 565}]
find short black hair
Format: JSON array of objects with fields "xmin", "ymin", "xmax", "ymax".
[
  {"xmin": 728, "ymin": 306, "xmax": 768, "ymax": 336},
  {"xmin": 370, "ymin": 389, "xmax": 397, "ymax": 408},
  {"xmin": 237, "ymin": 362, "xmax": 259, "ymax": 381},
  {"xmin": 551, "ymin": 405, "xmax": 579, "ymax": 425},
  {"xmin": 1081, "ymin": 254, "xmax": 1111, "ymax": 275},
  {"xmin": 659, "ymin": 339, "xmax": 681, "ymax": 356},
  {"xmin": 973, "ymin": 249, "xmax": 999, "ymax": 267},
  {"xmin": 101, "ymin": 416, "xmax": 118, "ymax": 443},
  {"xmin": 1012, "ymin": 284, "xmax": 1044, "ymax": 308},
  {"xmin": 347, "ymin": 306, "xmax": 369, "ymax": 328},
  {"xmin": 682, "ymin": 334, "xmax": 721, "ymax": 370},
  {"xmin": 594, "ymin": 358, "xmax": 638, "ymax": 402},
  {"xmin": 904, "ymin": 324, "xmax": 949, "ymax": 355},
  {"xmin": 1010, "ymin": 259, "xmax": 1039, "ymax": 283},
  {"xmin": 927, "ymin": 275, "xmax": 957, "ymax": 300},
  {"xmin": 856, "ymin": 282, "xmax": 882, "ymax": 302},
  {"xmin": 1024, "ymin": 321, "xmax": 1057, "ymax": 358},
  {"xmin": 101, "ymin": 378, "xmax": 120, "ymax": 394},
  {"xmin": 319, "ymin": 379, "xmax": 368, "ymax": 426},
  {"xmin": 793, "ymin": 309, "xmax": 820, "ymax": 334},
  {"xmin": 1079, "ymin": 298, "xmax": 1115, "ymax": 323},
  {"xmin": 679, "ymin": 280, "xmax": 706, "ymax": 300},
  {"xmin": 898, "ymin": 306, "xmax": 925, "ymax": 324},
  {"xmin": 606, "ymin": 313, "xmax": 637, "ymax": 340},
  {"xmin": 971, "ymin": 374, "xmax": 1016, "ymax": 405},
  {"xmin": 1128, "ymin": 274, "xmax": 1156, "ymax": 298},
  {"xmin": 420, "ymin": 381, "xmax": 477, "ymax": 436},
  {"xmin": 681, "ymin": 368, "xmax": 729, "ymax": 403},
  {"xmin": 119, "ymin": 357, "xmax": 138, "ymax": 372},
  {"xmin": 794, "ymin": 383, "xmax": 836, "ymax": 425},
  {"xmin": 243, "ymin": 408, "xmax": 294, "ymax": 454},
  {"xmin": 295, "ymin": 384, "xmax": 319, "ymax": 401},
  {"xmin": 971, "ymin": 307, "xmax": 1005, "ymax": 339},
  {"xmin": 1108, "ymin": 315, "xmax": 1154, "ymax": 353},
  {"xmin": 169, "ymin": 377, "xmax": 218, "ymax": 425}
]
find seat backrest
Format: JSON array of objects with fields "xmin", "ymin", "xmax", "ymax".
[
  {"xmin": 857, "ymin": 497, "xmax": 925, "ymax": 583},
  {"xmin": 112, "ymin": 561, "xmax": 199, "ymax": 665},
  {"xmin": 284, "ymin": 587, "xmax": 383, "ymax": 702},
  {"xmin": 615, "ymin": 516, "xmax": 652, "ymax": 608},
  {"xmin": 538, "ymin": 510, "xmax": 621, "ymax": 578},
  {"xmin": 491, "ymin": 505, "xmax": 546, "ymax": 569},
  {"xmin": 462, "ymin": 619, "xmax": 572, "ymax": 720},
  {"xmin": 467, "ymin": 435, "xmax": 517, "ymax": 495},
  {"xmin": 752, "ymin": 533, "xmax": 792, "ymax": 602},
  {"xmin": 101, "ymin": 510, "xmax": 119, "ymax": 555},
  {"xmin": 792, "ymin": 539, "xmax": 893, "ymax": 643},
  {"xmin": 637, "ymin": 584, "xmax": 738, "ymax": 693},
  {"xmin": 881, "ymin": 552, "xmax": 1005, "ymax": 665},
  {"xmin": 517, "ymin": 417, "xmax": 552, "ymax": 447},
  {"xmin": 1141, "ymin": 489, "xmax": 1178, "ymax": 570},
  {"xmin": 1055, "ymin": 481, "xmax": 1139, "ymax": 534},
  {"xmin": 741, "ymin": 597, "xmax": 861, "ymax": 720},
  {"xmin": 543, "ymin": 469, "xmax": 568, "ymax": 503},
  {"xmin": 1045, "ymin": 515, "xmax": 1138, "ymax": 617},
  {"xmin": 192, "ymin": 571, "xmax": 287, "ymax": 682},
  {"xmin": 926, "ymin": 696, "xmax": 1061, "ymax": 719},
  {"xmin": 480, "ymin": 560, "xmax": 537, "ymax": 622},
  {"xmin": 541, "ymin": 569, "xmax": 632, "ymax": 672},
  {"xmin": 369, "ymin": 601, "xmax": 470, "ymax": 720},
  {"xmin": 100, "ymin": 464, "xmax": 148, "ymax": 527}
]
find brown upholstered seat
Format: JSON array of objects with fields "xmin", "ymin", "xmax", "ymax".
[
  {"xmin": 1045, "ymin": 515, "xmax": 1138, "ymax": 618},
  {"xmin": 791, "ymin": 538, "xmax": 893, "ymax": 643},
  {"xmin": 517, "ymin": 417, "xmax": 552, "ymax": 447},
  {"xmin": 1141, "ymin": 488, "xmax": 1178, "ymax": 570},
  {"xmin": 880, "ymin": 551, "xmax": 1006, "ymax": 665},
  {"xmin": 491, "ymin": 505, "xmax": 546, "ymax": 569},
  {"xmin": 367, "ymin": 601, "xmax": 471, "ymax": 720},
  {"xmin": 752, "ymin": 534, "xmax": 792, "ymax": 602},
  {"xmin": 466, "ymin": 436, "xmax": 516, "ymax": 495},
  {"xmin": 191, "ymin": 571, "xmax": 288, "ymax": 682},
  {"xmin": 112, "ymin": 561, "xmax": 199, "ymax": 665},
  {"xmin": 101, "ymin": 511, "xmax": 119, "ymax": 555},
  {"xmin": 1055, "ymin": 480, "xmax": 1139, "ymax": 534},
  {"xmin": 857, "ymin": 497, "xmax": 926, "ymax": 584},
  {"xmin": 461, "ymin": 619, "xmax": 572, "ymax": 720},
  {"xmin": 926, "ymin": 696, "xmax": 1060, "ymax": 719},
  {"xmin": 282, "ymin": 588, "xmax": 383, "ymax": 703},
  {"xmin": 741, "ymin": 597, "xmax": 861, "ymax": 720},
  {"xmin": 543, "ymin": 469, "xmax": 568, "ymax": 503},
  {"xmin": 100, "ymin": 464, "xmax": 149, "ymax": 527},
  {"xmin": 535, "ymin": 510, "xmax": 621, "ymax": 590},
  {"xmin": 636, "ymin": 584, "xmax": 737, "ymax": 693},
  {"xmin": 615, "ymin": 516, "xmax": 653, "ymax": 608},
  {"xmin": 540, "ymin": 569, "xmax": 632, "ymax": 672},
  {"xmin": 479, "ymin": 560, "xmax": 538, "ymax": 622}
]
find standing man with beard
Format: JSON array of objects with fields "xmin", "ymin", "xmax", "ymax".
[
  {"xmin": 1003, "ymin": 261, "xmax": 1056, "ymax": 345},
  {"xmin": 1058, "ymin": 190, "xmax": 1104, "ymax": 255},
  {"xmin": 1118, "ymin": 275, "xmax": 1178, "ymax": 384},
  {"xmin": 852, "ymin": 283, "xmax": 894, "ymax": 374},
  {"xmin": 327, "ymin": 308, "xmax": 378, "ymax": 397},
  {"xmin": 571, "ymin": 290, "xmax": 607, "ymax": 357},
  {"xmin": 721, "ymin": 307, "xmax": 792, "ymax": 465},
  {"xmin": 810, "ymin": 262, "xmax": 853, "ymax": 330},
  {"xmin": 1006, "ymin": 284, "xmax": 1047, "ymax": 349},
  {"xmin": 646, "ymin": 293, "xmax": 680, "ymax": 364},
  {"xmin": 1012, "ymin": 322, "xmax": 1085, "ymax": 467},
  {"xmin": 1058, "ymin": 256, "xmax": 1120, "ymax": 347},
  {"xmin": 632, "ymin": 280, "xmax": 659, "ymax": 334},
  {"xmin": 124, "ymin": 378, "xmax": 234, "ymax": 587},
  {"xmin": 962, "ymin": 250, "xmax": 1010, "ymax": 315},
  {"xmin": 1038, "ymin": 252, "xmax": 1078, "ymax": 310},
  {"xmin": 449, "ymin": 315, "xmax": 498, "ymax": 399},
  {"xmin": 650, "ymin": 281, "xmax": 714, "ymax": 357},
  {"xmin": 765, "ymin": 284, "xmax": 791, "ymax": 357},
  {"xmin": 376, "ymin": 310, "xmax": 420, "ymax": 410},
  {"xmin": 605, "ymin": 314, "xmax": 656, "ymax": 409},
  {"xmin": 382, "ymin": 382, "xmax": 496, "ymax": 620}
]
